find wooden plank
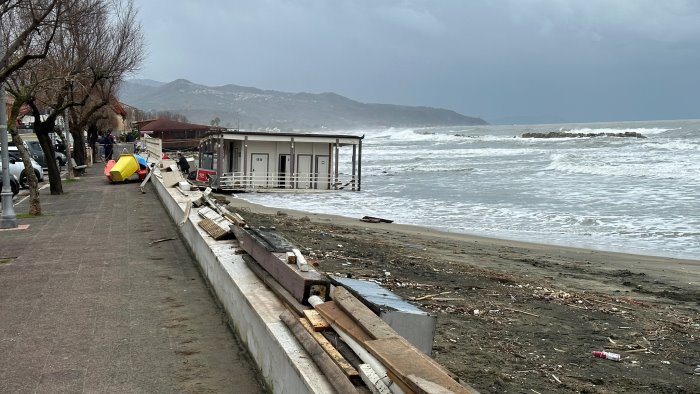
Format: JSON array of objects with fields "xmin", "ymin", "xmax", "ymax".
[
  {"xmin": 364, "ymin": 338, "xmax": 477, "ymax": 394},
  {"xmin": 299, "ymin": 318, "xmax": 360, "ymax": 382},
  {"xmin": 333, "ymin": 286, "xmax": 399, "ymax": 340},
  {"xmin": 198, "ymin": 217, "xmax": 230, "ymax": 240},
  {"xmin": 292, "ymin": 248, "xmax": 309, "ymax": 272},
  {"xmin": 314, "ymin": 301, "xmax": 372, "ymax": 344},
  {"xmin": 408, "ymin": 374, "xmax": 458, "ymax": 394},
  {"xmin": 279, "ymin": 311, "xmax": 359, "ymax": 394},
  {"xmin": 241, "ymin": 255, "xmax": 309, "ymax": 317},
  {"xmin": 303, "ymin": 309, "xmax": 331, "ymax": 332}
]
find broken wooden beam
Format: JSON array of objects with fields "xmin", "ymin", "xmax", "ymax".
[
  {"xmin": 279, "ymin": 310, "xmax": 359, "ymax": 394},
  {"xmin": 232, "ymin": 225, "xmax": 329, "ymax": 304},
  {"xmin": 303, "ymin": 309, "xmax": 331, "ymax": 332},
  {"xmin": 241, "ymin": 255, "xmax": 309, "ymax": 317},
  {"xmin": 299, "ymin": 318, "xmax": 360, "ymax": 383}
]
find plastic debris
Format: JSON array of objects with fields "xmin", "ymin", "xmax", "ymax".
[{"xmin": 592, "ymin": 351, "xmax": 621, "ymax": 361}]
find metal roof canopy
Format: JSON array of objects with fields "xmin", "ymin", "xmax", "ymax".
[{"xmin": 201, "ymin": 130, "xmax": 364, "ymax": 145}]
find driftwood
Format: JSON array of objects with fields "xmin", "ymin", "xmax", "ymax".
[{"xmin": 360, "ymin": 216, "xmax": 394, "ymax": 224}]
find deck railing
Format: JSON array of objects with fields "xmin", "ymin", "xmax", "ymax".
[{"xmin": 216, "ymin": 172, "xmax": 357, "ymax": 191}]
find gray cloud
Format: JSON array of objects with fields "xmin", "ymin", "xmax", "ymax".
[{"xmin": 134, "ymin": 0, "xmax": 700, "ymax": 123}]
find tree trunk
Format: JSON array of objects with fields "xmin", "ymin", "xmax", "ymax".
[
  {"xmin": 8, "ymin": 102, "xmax": 41, "ymax": 215},
  {"xmin": 70, "ymin": 127, "xmax": 86, "ymax": 174},
  {"xmin": 34, "ymin": 121, "xmax": 63, "ymax": 195}
]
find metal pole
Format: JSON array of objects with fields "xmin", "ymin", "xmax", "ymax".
[
  {"xmin": 64, "ymin": 108, "xmax": 73, "ymax": 179},
  {"xmin": 1, "ymin": 80, "xmax": 18, "ymax": 228}
]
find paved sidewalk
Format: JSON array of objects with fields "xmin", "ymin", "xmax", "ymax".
[{"xmin": 0, "ymin": 171, "xmax": 265, "ymax": 393}]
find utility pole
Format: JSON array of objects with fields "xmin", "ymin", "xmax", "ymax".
[{"xmin": 0, "ymin": 36, "xmax": 18, "ymax": 229}]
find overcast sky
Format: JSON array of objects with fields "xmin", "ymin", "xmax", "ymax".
[{"xmin": 133, "ymin": 0, "xmax": 700, "ymax": 123}]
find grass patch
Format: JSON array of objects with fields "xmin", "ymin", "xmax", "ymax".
[
  {"xmin": 16, "ymin": 213, "xmax": 38, "ymax": 219},
  {"xmin": 64, "ymin": 178, "xmax": 80, "ymax": 183}
]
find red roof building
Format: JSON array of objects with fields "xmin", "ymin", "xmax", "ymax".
[{"xmin": 138, "ymin": 119, "xmax": 212, "ymax": 150}]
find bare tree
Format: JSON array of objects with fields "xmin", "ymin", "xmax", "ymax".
[
  {"xmin": 0, "ymin": 0, "xmax": 65, "ymax": 82},
  {"xmin": 6, "ymin": 0, "xmax": 144, "ymax": 196},
  {"xmin": 63, "ymin": 0, "xmax": 144, "ymax": 167},
  {"xmin": 2, "ymin": 0, "xmax": 68, "ymax": 215}
]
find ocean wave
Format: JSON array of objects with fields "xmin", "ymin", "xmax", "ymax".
[
  {"xmin": 546, "ymin": 152, "xmax": 700, "ymax": 181},
  {"xmin": 366, "ymin": 127, "xmax": 515, "ymax": 143}
]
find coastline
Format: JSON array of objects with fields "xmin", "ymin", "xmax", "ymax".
[
  {"xmin": 225, "ymin": 194, "xmax": 700, "ymax": 392},
  {"xmin": 230, "ymin": 196, "xmax": 700, "ymax": 294}
]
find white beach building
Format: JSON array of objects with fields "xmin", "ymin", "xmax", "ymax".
[{"xmin": 198, "ymin": 130, "xmax": 363, "ymax": 192}]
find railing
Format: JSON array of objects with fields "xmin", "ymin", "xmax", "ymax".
[{"xmin": 216, "ymin": 171, "xmax": 357, "ymax": 191}]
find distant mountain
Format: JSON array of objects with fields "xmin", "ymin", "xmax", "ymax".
[{"xmin": 119, "ymin": 79, "xmax": 487, "ymax": 129}]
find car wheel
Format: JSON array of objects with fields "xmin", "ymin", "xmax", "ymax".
[
  {"xmin": 19, "ymin": 171, "xmax": 28, "ymax": 189},
  {"xmin": 11, "ymin": 179, "xmax": 19, "ymax": 196}
]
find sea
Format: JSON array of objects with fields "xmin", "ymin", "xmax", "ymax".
[{"xmin": 238, "ymin": 119, "xmax": 700, "ymax": 260}]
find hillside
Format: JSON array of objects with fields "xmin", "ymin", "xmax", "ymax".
[{"xmin": 119, "ymin": 79, "xmax": 487, "ymax": 129}]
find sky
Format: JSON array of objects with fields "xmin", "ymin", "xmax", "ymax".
[{"xmin": 133, "ymin": 0, "xmax": 700, "ymax": 124}]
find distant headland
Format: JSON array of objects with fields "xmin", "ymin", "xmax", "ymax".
[{"xmin": 119, "ymin": 78, "xmax": 488, "ymax": 130}]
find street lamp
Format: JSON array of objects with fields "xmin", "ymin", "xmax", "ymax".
[{"xmin": 1, "ymin": 39, "xmax": 18, "ymax": 228}]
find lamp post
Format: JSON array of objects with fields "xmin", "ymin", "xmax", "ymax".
[{"xmin": 0, "ymin": 38, "xmax": 18, "ymax": 229}]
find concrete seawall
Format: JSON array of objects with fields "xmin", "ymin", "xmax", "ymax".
[{"xmin": 151, "ymin": 176, "xmax": 334, "ymax": 393}]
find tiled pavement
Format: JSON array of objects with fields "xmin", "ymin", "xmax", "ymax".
[{"xmin": 0, "ymin": 171, "xmax": 265, "ymax": 393}]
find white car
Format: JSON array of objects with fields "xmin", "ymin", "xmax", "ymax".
[{"xmin": 0, "ymin": 147, "xmax": 45, "ymax": 188}]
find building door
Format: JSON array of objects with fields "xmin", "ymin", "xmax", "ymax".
[
  {"xmin": 278, "ymin": 154, "xmax": 291, "ymax": 188},
  {"xmin": 296, "ymin": 154, "xmax": 312, "ymax": 189},
  {"xmin": 250, "ymin": 153, "xmax": 269, "ymax": 187},
  {"xmin": 315, "ymin": 155, "xmax": 330, "ymax": 190}
]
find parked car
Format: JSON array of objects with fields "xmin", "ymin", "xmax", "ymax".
[
  {"xmin": 0, "ymin": 171, "xmax": 20, "ymax": 196},
  {"xmin": 1, "ymin": 147, "xmax": 45, "ymax": 188},
  {"xmin": 25, "ymin": 140, "xmax": 66, "ymax": 169}
]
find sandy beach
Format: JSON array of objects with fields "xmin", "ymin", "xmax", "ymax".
[{"xmin": 225, "ymin": 195, "xmax": 700, "ymax": 393}]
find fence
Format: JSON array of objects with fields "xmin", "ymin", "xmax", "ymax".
[{"xmin": 217, "ymin": 172, "xmax": 357, "ymax": 191}]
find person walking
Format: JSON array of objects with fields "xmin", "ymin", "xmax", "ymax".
[
  {"xmin": 103, "ymin": 132, "xmax": 114, "ymax": 161},
  {"xmin": 177, "ymin": 153, "xmax": 190, "ymax": 177}
]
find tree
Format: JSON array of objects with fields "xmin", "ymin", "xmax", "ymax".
[
  {"xmin": 0, "ymin": 0, "xmax": 66, "ymax": 83},
  {"xmin": 2, "ymin": 0, "xmax": 69, "ymax": 215},
  {"xmin": 64, "ymin": 0, "xmax": 144, "ymax": 168},
  {"xmin": 6, "ymin": 0, "xmax": 144, "ymax": 195}
]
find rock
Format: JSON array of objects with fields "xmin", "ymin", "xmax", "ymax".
[{"xmin": 522, "ymin": 131, "xmax": 646, "ymax": 139}]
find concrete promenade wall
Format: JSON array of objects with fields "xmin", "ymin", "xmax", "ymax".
[{"xmin": 151, "ymin": 176, "xmax": 334, "ymax": 394}]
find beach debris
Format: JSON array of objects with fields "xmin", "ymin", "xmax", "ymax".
[
  {"xmin": 360, "ymin": 216, "xmax": 394, "ymax": 223},
  {"xmin": 504, "ymin": 307, "xmax": 540, "ymax": 318},
  {"xmin": 292, "ymin": 248, "xmax": 310, "ymax": 272},
  {"xmin": 592, "ymin": 351, "xmax": 621, "ymax": 361},
  {"xmin": 149, "ymin": 237, "xmax": 176, "ymax": 245},
  {"xmin": 197, "ymin": 206, "xmax": 233, "ymax": 239}
]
